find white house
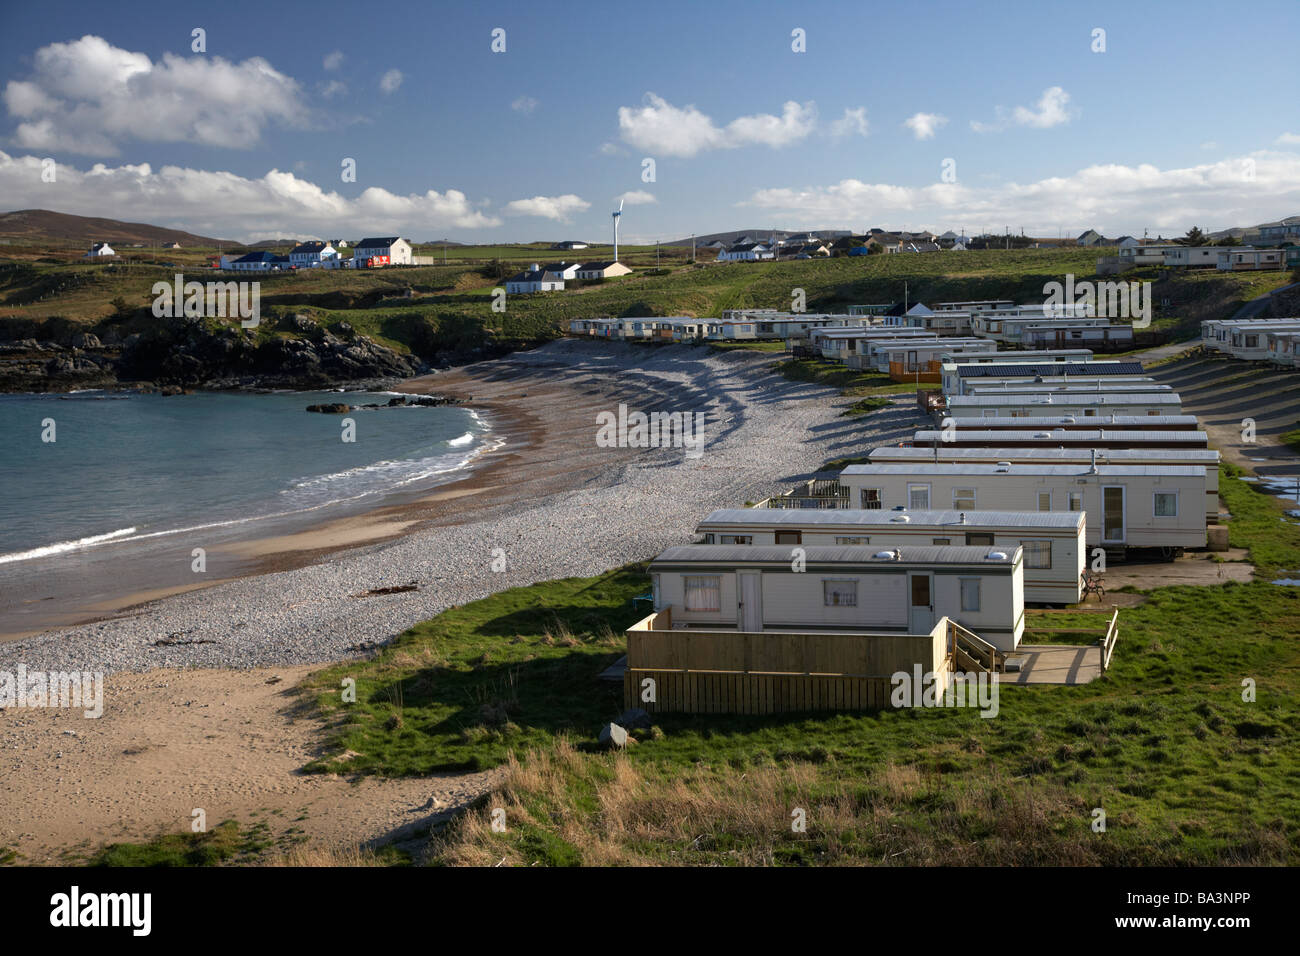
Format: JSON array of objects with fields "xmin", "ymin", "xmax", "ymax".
[
  {"xmin": 229, "ymin": 251, "xmax": 289, "ymax": 272},
  {"xmin": 85, "ymin": 242, "xmax": 115, "ymax": 257},
  {"xmin": 538, "ymin": 261, "xmax": 583, "ymax": 280},
  {"xmin": 352, "ymin": 237, "xmax": 412, "ymax": 267},
  {"xmin": 505, "ymin": 264, "xmax": 565, "ymax": 293},
  {"xmin": 288, "ymin": 241, "xmax": 338, "ymax": 269},
  {"xmin": 717, "ymin": 242, "xmax": 775, "ymax": 262}
]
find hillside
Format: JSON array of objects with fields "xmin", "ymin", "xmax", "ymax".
[{"xmin": 0, "ymin": 209, "xmax": 230, "ymax": 248}]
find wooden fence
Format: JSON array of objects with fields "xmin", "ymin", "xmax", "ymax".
[{"xmin": 624, "ymin": 609, "xmax": 955, "ymax": 714}]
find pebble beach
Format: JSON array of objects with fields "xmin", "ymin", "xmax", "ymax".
[{"xmin": 0, "ymin": 340, "xmax": 921, "ymax": 674}]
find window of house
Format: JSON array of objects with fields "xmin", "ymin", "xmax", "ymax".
[
  {"xmin": 908, "ymin": 484, "xmax": 931, "ymax": 510},
  {"xmin": 835, "ymin": 536, "xmax": 870, "ymax": 545},
  {"xmin": 860, "ymin": 488, "xmax": 882, "ymax": 509},
  {"xmin": 960, "ymin": 578, "xmax": 981, "ymax": 612},
  {"xmin": 1021, "ymin": 539, "xmax": 1052, "ymax": 569},
  {"xmin": 953, "ymin": 488, "xmax": 977, "ymax": 510},
  {"xmin": 684, "ymin": 576, "xmax": 721, "ymax": 612},
  {"xmin": 1154, "ymin": 492, "xmax": 1178, "ymax": 517},
  {"xmin": 719, "ymin": 535, "xmax": 752, "ymax": 545},
  {"xmin": 824, "ymin": 580, "xmax": 858, "ymax": 607}
]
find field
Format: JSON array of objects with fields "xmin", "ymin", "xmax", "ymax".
[{"xmin": 4, "ymin": 244, "xmax": 1291, "ymax": 357}]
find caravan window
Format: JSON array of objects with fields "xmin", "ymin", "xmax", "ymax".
[
  {"xmin": 1154, "ymin": 492, "xmax": 1178, "ymax": 517},
  {"xmin": 965, "ymin": 533, "xmax": 995, "ymax": 547},
  {"xmin": 1068, "ymin": 492, "xmax": 1083, "ymax": 511},
  {"xmin": 835, "ymin": 536, "xmax": 870, "ymax": 545},
  {"xmin": 823, "ymin": 580, "xmax": 858, "ymax": 607},
  {"xmin": 932, "ymin": 537, "xmax": 951, "ymax": 545},
  {"xmin": 1021, "ymin": 539, "xmax": 1052, "ymax": 569},
  {"xmin": 860, "ymin": 488, "xmax": 882, "ymax": 509},
  {"xmin": 775, "ymin": 531, "xmax": 802, "ymax": 545},
  {"xmin": 1037, "ymin": 492, "xmax": 1052, "ymax": 511},
  {"xmin": 907, "ymin": 484, "xmax": 931, "ymax": 510},
  {"xmin": 959, "ymin": 578, "xmax": 981, "ymax": 612},
  {"xmin": 719, "ymin": 535, "xmax": 752, "ymax": 545},
  {"xmin": 684, "ymin": 576, "xmax": 721, "ymax": 612},
  {"xmin": 953, "ymin": 488, "xmax": 977, "ymax": 509}
]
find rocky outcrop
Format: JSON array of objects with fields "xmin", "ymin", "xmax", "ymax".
[{"xmin": 0, "ymin": 313, "xmax": 426, "ymax": 392}]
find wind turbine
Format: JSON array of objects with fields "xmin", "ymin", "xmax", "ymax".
[{"xmin": 612, "ymin": 199, "xmax": 624, "ymax": 263}]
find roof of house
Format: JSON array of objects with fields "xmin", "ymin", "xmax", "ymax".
[
  {"xmin": 578, "ymin": 261, "xmax": 619, "ymax": 270},
  {"xmin": 651, "ymin": 543, "xmax": 1021, "ymax": 568},
  {"xmin": 354, "ymin": 237, "xmax": 403, "ymax": 249},
  {"xmin": 956, "ymin": 361, "xmax": 1145, "ymax": 378},
  {"xmin": 508, "ymin": 269, "xmax": 564, "ymax": 282},
  {"xmin": 289, "ymin": 241, "xmax": 329, "ymax": 255},
  {"xmin": 233, "ymin": 251, "xmax": 283, "ymax": 263},
  {"xmin": 698, "ymin": 508, "xmax": 1082, "ymax": 530}
]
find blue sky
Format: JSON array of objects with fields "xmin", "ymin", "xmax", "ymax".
[{"xmin": 2, "ymin": 0, "xmax": 1298, "ymax": 243}]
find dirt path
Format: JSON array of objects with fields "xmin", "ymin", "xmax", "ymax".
[{"xmin": 0, "ymin": 665, "xmax": 502, "ymax": 864}]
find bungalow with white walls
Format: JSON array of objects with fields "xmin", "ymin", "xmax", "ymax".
[
  {"xmin": 717, "ymin": 242, "xmax": 775, "ymax": 262},
  {"xmin": 506, "ymin": 264, "xmax": 565, "ymax": 293},
  {"xmin": 85, "ymin": 242, "xmax": 115, "ymax": 258},
  {"xmin": 1216, "ymin": 248, "xmax": 1285, "ymax": 271},
  {"xmin": 230, "ymin": 251, "xmax": 290, "ymax": 272}
]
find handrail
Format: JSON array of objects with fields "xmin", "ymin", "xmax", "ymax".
[
  {"xmin": 1100, "ymin": 607, "xmax": 1120, "ymax": 671},
  {"xmin": 949, "ymin": 620, "xmax": 1003, "ymax": 673}
]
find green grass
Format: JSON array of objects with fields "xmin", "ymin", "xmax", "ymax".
[
  {"xmin": 86, "ymin": 820, "xmax": 272, "ymax": 867},
  {"xmin": 1280, "ymin": 426, "xmax": 1300, "ymax": 455},
  {"xmin": 300, "ymin": 567, "xmax": 644, "ymax": 775}
]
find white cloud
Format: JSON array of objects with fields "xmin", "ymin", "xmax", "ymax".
[
  {"xmin": 972, "ymin": 86, "xmax": 1072, "ymax": 133},
  {"xmin": 0, "ymin": 150, "xmax": 501, "ymax": 241},
  {"xmin": 739, "ymin": 150, "xmax": 1300, "ymax": 236},
  {"xmin": 599, "ymin": 142, "xmax": 625, "ymax": 156},
  {"xmin": 319, "ymin": 80, "xmax": 346, "ymax": 99},
  {"xmin": 617, "ymin": 190, "xmax": 657, "ymax": 205},
  {"xmin": 1200, "ymin": 141, "xmax": 1218, "ymax": 150},
  {"xmin": 511, "ymin": 96, "xmax": 539, "ymax": 114},
  {"xmin": 503, "ymin": 194, "xmax": 591, "ymax": 222},
  {"xmin": 379, "ymin": 69, "xmax": 403, "ymax": 94},
  {"xmin": 323, "ymin": 50, "xmax": 344, "ymax": 71},
  {"xmin": 617, "ymin": 93, "xmax": 817, "ymax": 157},
  {"xmin": 1277, "ymin": 132, "xmax": 1300, "ymax": 145},
  {"xmin": 830, "ymin": 107, "xmax": 869, "ymax": 139},
  {"xmin": 903, "ymin": 112, "xmax": 947, "ymax": 140},
  {"xmin": 2, "ymin": 35, "xmax": 308, "ymax": 155}
]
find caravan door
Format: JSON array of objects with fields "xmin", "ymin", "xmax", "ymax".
[
  {"xmin": 738, "ymin": 571, "xmax": 763, "ymax": 631},
  {"xmin": 908, "ymin": 572, "xmax": 934, "ymax": 634},
  {"xmin": 1102, "ymin": 486, "xmax": 1126, "ymax": 543}
]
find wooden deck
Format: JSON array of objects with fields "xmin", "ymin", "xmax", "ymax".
[{"xmin": 1000, "ymin": 644, "xmax": 1102, "ymax": 685}]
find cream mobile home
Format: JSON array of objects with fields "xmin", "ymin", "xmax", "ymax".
[
  {"xmin": 942, "ymin": 360, "xmax": 1145, "ymax": 396},
  {"xmin": 649, "ymin": 544, "xmax": 1025, "ymax": 651},
  {"xmin": 867, "ymin": 447, "xmax": 1220, "ymax": 520},
  {"xmin": 694, "ymin": 509, "xmax": 1084, "ymax": 604},
  {"xmin": 839, "ymin": 462, "xmax": 1207, "ymax": 553},
  {"xmin": 944, "ymin": 392, "xmax": 1182, "ymax": 419},
  {"xmin": 910, "ymin": 427, "xmax": 1210, "ymax": 449}
]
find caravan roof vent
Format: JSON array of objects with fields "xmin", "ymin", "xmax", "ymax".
[
  {"xmin": 985, "ymin": 551, "xmax": 1009, "ymax": 561},
  {"xmin": 995, "ymin": 461, "xmax": 1012, "ymax": 471},
  {"xmin": 1062, "ymin": 416, "xmax": 1076, "ymax": 424},
  {"xmin": 1034, "ymin": 432, "xmax": 1052, "ymax": 438},
  {"xmin": 873, "ymin": 549, "xmax": 903, "ymax": 561},
  {"xmin": 889, "ymin": 514, "xmax": 911, "ymax": 523}
]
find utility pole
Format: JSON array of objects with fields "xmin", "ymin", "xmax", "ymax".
[{"xmin": 691, "ymin": 233, "xmax": 695, "ymax": 261}]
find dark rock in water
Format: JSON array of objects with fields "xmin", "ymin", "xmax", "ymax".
[
  {"xmin": 306, "ymin": 402, "xmax": 352, "ymax": 413},
  {"xmin": 616, "ymin": 708, "xmax": 653, "ymax": 731},
  {"xmin": 159, "ymin": 385, "xmax": 184, "ymax": 396},
  {"xmin": 387, "ymin": 396, "xmax": 408, "ymax": 406}
]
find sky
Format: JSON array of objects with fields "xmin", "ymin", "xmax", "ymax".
[{"xmin": 1, "ymin": 0, "xmax": 1298, "ymax": 244}]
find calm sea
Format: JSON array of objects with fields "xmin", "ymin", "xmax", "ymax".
[{"xmin": 0, "ymin": 389, "xmax": 493, "ymax": 634}]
